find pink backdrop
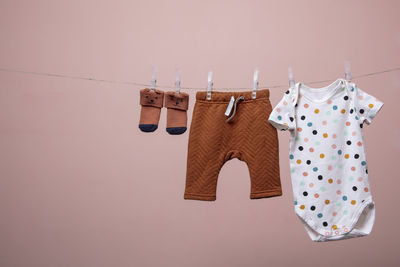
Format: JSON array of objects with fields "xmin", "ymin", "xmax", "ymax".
[{"xmin": 1, "ymin": 0, "xmax": 399, "ymax": 266}]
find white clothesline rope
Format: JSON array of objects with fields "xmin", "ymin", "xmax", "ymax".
[{"xmin": 0, "ymin": 66, "xmax": 399, "ymax": 91}]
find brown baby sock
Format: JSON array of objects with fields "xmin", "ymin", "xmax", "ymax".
[
  {"xmin": 164, "ymin": 91, "xmax": 189, "ymax": 135},
  {"xmin": 139, "ymin": 88, "xmax": 164, "ymax": 132}
]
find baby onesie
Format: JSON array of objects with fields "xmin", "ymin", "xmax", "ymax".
[{"xmin": 269, "ymin": 78, "xmax": 383, "ymax": 241}]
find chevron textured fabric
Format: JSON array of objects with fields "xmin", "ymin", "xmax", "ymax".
[{"xmin": 184, "ymin": 89, "xmax": 282, "ymax": 201}]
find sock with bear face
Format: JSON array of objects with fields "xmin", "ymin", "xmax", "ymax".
[
  {"xmin": 164, "ymin": 91, "xmax": 189, "ymax": 135},
  {"xmin": 139, "ymin": 88, "xmax": 164, "ymax": 132}
]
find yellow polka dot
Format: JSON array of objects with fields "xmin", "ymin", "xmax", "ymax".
[
  {"xmin": 341, "ymin": 109, "xmax": 346, "ymax": 114},
  {"xmin": 314, "ymin": 109, "xmax": 319, "ymax": 114},
  {"xmin": 297, "ymin": 159, "xmax": 301, "ymax": 164},
  {"xmin": 368, "ymin": 103, "xmax": 374, "ymax": 108},
  {"xmin": 344, "ymin": 154, "xmax": 350, "ymax": 159},
  {"xmin": 300, "ymin": 205, "xmax": 305, "ymax": 210},
  {"xmin": 325, "ymin": 199, "xmax": 330, "ymax": 204},
  {"xmin": 332, "ymin": 225, "xmax": 338, "ymax": 230},
  {"xmin": 283, "ymin": 123, "xmax": 288, "ymax": 126},
  {"xmin": 323, "ymin": 133, "xmax": 328, "ymax": 138},
  {"xmin": 320, "ymin": 153, "xmax": 325, "ymax": 159},
  {"xmin": 328, "ymin": 179, "xmax": 333, "ymax": 184},
  {"xmin": 351, "ymin": 200, "xmax": 356, "ymax": 205}
]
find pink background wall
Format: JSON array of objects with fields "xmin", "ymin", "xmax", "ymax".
[{"xmin": 1, "ymin": 0, "xmax": 399, "ymax": 266}]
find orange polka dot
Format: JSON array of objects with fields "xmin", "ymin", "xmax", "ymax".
[
  {"xmin": 276, "ymin": 108, "xmax": 281, "ymax": 113},
  {"xmin": 325, "ymin": 199, "xmax": 330, "ymax": 204},
  {"xmin": 351, "ymin": 200, "xmax": 356, "ymax": 205},
  {"xmin": 332, "ymin": 225, "xmax": 338, "ymax": 230},
  {"xmin": 327, "ymin": 100, "xmax": 332, "ymax": 104},
  {"xmin": 336, "ymin": 190, "xmax": 342, "ymax": 195},
  {"xmin": 323, "ymin": 133, "xmax": 328, "ymax": 138},
  {"xmin": 314, "ymin": 193, "xmax": 319, "ymax": 198},
  {"xmin": 346, "ymin": 121, "xmax": 351, "ymax": 126},
  {"xmin": 337, "ymin": 179, "xmax": 342, "ymax": 184},
  {"xmin": 332, "ymin": 212, "xmax": 337, "ymax": 216},
  {"xmin": 309, "ymin": 183, "xmax": 314, "ymax": 188},
  {"xmin": 297, "ymin": 159, "xmax": 302, "ymax": 164},
  {"xmin": 298, "ymin": 94, "xmax": 302, "ymax": 99},
  {"xmin": 304, "ymin": 103, "xmax": 309, "ymax": 108},
  {"xmin": 300, "ymin": 205, "xmax": 305, "ymax": 209},
  {"xmin": 351, "ymin": 166, "xmax": 356, "ymax": 171},
  {"xmin": 314, "ymin": 109, "xmax": 320, "ymax": 114},
  {"xmin": 341, "ymin": 109, "xmax": 346, "ymax": 114},
  {"xmin": 344, "ymin": 154, "xmax": 350, "ymax": 159},
  {"xmin": 357, "ymin": 141, "xmax": 363, "ymax": 146},
  {"xmin": 309, "ymin": 148, "xmax": 314, "ymax": 152},
  {"xmin": 303, "ymin": 172, "xmax": 308, "ymax": 176},
  {"xmin": 322, "ymin": 120, "xmax": 327, "ymax": 125},
  {"xmin": 328, "ymin": 179, "xmax": 333, "ymax": 184},
  {"xmin": 332, "ymin": 134, "xmax": 337, "ymax": 139},
  {"xmin": 320, "ymin": 153, "xmax": 325, "ymax": 159},
  {"xmin": 352, "ymin": 131, "xmax": 357, "ymax": 136},
  {"xmin": 364, "ymin": 187, "xmax": 369, "ymax": 192},
  {"xmin": 304, "ymin": 138, "xmax": 309, "ymax": 142},
  {"xmin": 298, "ymin": 127, "xmax": 302, "ymax": 132},
  {"xmin": 359, "ymin": 95, "xmax": 364, "ymax": 100},
  {"xmin": 358, "ymin": 177, "xmax": 363, "ymax": 182},
  {"xmin": 283, "ymin": 101, "xmax": 288, "ymax": 106},
  {"xmin": 332, "ymin": 144, "xmax": 337, "ymax": 149},
  {"xmin": 368, "ymin": 103, "xmax": 374, "ymax": 108},
  {"xmin": 328, "ymin": 165, "xmax": 333, "ymax": 171}
]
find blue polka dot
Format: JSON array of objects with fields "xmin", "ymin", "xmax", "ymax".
[
  {"xmin": 294, "ymin": 201, "xmax": 298, "ymax": 205},
  {"xmin": 277, "ymin": 115, "xmax": 282, "ymax": 120},
  {"xmin": 338, "ymin": 150, "xmax": 342, "ymax": 155},
  {"xmin": 317, "ymin": 213, "xmax": 323, "ymax": 218},
  {"xmin": 313, "ymin": 167, "xmax": 318, "ymax": 172},
  {"xmin": 355, "ymin": 116, "xmax": 359, "ymax": 120},
  {"xmin": 343, "ymin": 196, "xmax": 347, "ymax": 201},
  {"xmin": 333, "ymin": 105, "xmax": 338, "ymax": 110},
  {"xmin": 289, "ymin": 154, "xmax": 294, "ymax": 159},
  {"xmin": 361, "ymin": 161, "xmax": 367, "ymax": 166},
  {"xmin": 307, "ymin": 122, "xmax": 313, "ymax": 127}
]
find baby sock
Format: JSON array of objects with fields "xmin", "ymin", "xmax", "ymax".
[
  {"xmin": 164, "ymin": 91, "xmax": 189, "ymax": 135},
  {"xmin": 139, "ymin": 88, "xmax": 164, "ymax": 132}
]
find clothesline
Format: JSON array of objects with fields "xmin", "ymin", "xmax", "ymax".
[{"xmin": 0, "ymin": 66, "xmax": 399, "ymax": 91}]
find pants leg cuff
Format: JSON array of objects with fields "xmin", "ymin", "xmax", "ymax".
[
  {"xmin": 250, "ymin": 188, "xmax": 282, "ymax": 199},
  {"xmin": 184, "ymin": 193, "xmax": 216, "ymax": 201}
]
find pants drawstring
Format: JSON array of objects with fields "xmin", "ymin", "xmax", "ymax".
[{"xmin": 226, "ymin": 96, "xmax": 244, "ymax": 123}]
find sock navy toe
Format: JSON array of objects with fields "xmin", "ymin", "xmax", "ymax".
[
  {"xmin": 166, "ymin": 127, "xmax": 187, "ymax": 135},
  {"xmin": 139, "ymin": 124, "xmax": 158, "ymax": 132}
]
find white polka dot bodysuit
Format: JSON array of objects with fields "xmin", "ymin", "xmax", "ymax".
[{"xmin": 269, "ymin": 79, "xmax": 383, "ymax": 241}]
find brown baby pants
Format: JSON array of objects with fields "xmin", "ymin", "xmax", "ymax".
[{"xmin": 184, "ymin": 89, "xmax": 282, "ymax": 201}]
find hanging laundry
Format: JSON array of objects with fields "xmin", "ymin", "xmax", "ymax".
[
  {"xmin": 164, "ymin": 91, "xmax": 189, "ymax": 135},
  {"xmin": 184, "ymin": 89, "xmax": 282, "ymax": 201},
  {"xmin": 269, "ymin": 78, "xmax": 383, "ymax": 241},
  {"xmin": 138, "ymin": 88, "xmax": 164, "ymax": 132}
]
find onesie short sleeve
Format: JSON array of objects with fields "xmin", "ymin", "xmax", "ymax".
[
  {"xmin": 269, "ymin": 88, "xmax": 296, "ymax": 131},
  {"xmin": 353, "ymin": 86, "xmax": 384, "ymax": 125}
]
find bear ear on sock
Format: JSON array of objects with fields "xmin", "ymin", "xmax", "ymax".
[
  {"xmin": 139, "ymin": 88, "xmax": 164, "ymax": 132},
  {"xmin": 164, "ymin": 91, "xmax": 189, "ymax": 135}
]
